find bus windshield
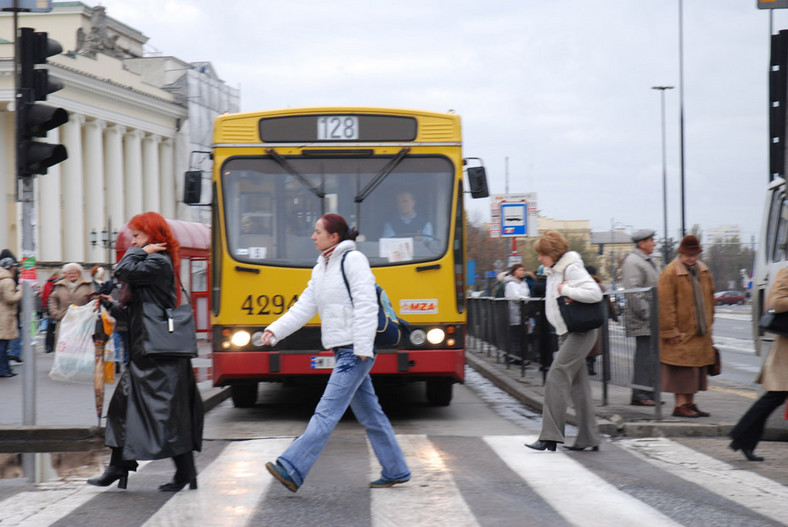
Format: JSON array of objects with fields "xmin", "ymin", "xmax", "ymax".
[{"xmin": 222, "ymin": 155, "xmax": 454, "ymax": 267}]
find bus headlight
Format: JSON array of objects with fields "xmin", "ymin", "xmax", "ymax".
[
  {"xmin": 409, "ymin": 329, "xmax": 427, "ymax": 346},
  {"xmin": 426, "ymin": 328, "xmax": 445, "ymax": 345},
  {"xmin": 231, "ymin": 330, "xmax": 251, "ymax": 347}
]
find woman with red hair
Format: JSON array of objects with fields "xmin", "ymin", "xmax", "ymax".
[{"xmin": 88, "ymin": 212, "xmax": 204, "ymax": 492}]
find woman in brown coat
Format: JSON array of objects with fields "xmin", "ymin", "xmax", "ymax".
[
  {"xmin": 658, "ymin": 235, "xmax": 716, "ymax": 418},
  {"xmin": 47, "ymin": 263, "xmax": 95, "ymax": 323},
  {"xmin": 728, "ymin": 268, "xmax": 788, "ymax": 461}
]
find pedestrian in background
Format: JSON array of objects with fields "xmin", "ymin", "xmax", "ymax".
[
  {"xmin": 261, "ymin": 213, "xmax": 410, "ymax": 493},
  {"xmin": 525, "ymin": 230, "xmax": 603, "ymax": 452},
  {"xmin": 0, "ymin": 250, "xmax": 22, "ymax": 364},
  {"xmin": 504, "ymin": 263, "xmax": 531, "ymax": 364},
  {"xmin": 622, "ymin": 229, "xmax": 660, "ymax": 406},
  {"xmin": 88, "ymin": 211, "xmax": 204, "ymax": 492},
  {"xmin": 0, "ymin": 257, "xmax": 22, "ymax": 378},
  {"xmin": 658, "ymin": 235, "xmax": 716, "ymax": 418},
  {"xmin": 728, "ymin": 268, "xmax": 788, "ymax": 461},
  {"xmin": 47, "ymin": 263, "xmax": 95, "ymax": 340},
  {"xmin": 41, "ymin": 270, "xmax": 62, "ymax": 353}
]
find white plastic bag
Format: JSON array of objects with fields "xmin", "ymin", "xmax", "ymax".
[{"xmin": 49, "ymin": 301, "xmax": 97, "ymax": 383}]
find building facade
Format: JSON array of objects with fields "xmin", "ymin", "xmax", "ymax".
[{"xmin": 0, "ymin": 2, "xmax": 239, "ymax": 270}]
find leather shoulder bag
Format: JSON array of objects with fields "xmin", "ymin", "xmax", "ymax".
[
  {"xmin": 556, "ymin": 267, "xmax": 605, "ymax": 334},
  {"xmin": 141, "ymin": 276, "xmax": 198, "ymax": 359}
]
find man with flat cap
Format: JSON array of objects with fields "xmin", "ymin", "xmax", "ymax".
[{"xmin": 622, "ymin": 229, "xmax": 660, "ymax": 406}]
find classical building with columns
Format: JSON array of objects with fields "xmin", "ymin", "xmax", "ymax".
[{"xmin": 0, "ymin": 3, "xmax": 239, "ymax": 272}]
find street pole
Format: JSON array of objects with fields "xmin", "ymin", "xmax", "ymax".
[
  {"xmin": 678, "ymin": 0, "xmax": 687, "ymax": 236},
  {"xmin": 653, "ymin": 85, "xmax": 674, "ymax": 266}
]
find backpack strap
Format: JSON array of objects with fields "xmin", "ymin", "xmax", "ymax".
[{"xmin": 340, "ymin": 250, "xmax": 354, "ymax": 307}]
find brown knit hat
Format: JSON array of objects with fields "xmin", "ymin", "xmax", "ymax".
[{"xmin": 678, "ymin": 235, "xmax": 702, "ymax": 256}]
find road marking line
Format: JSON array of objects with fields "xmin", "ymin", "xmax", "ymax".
[
  {"xmin": 484, "ymin": 435, "xmax": 682, "ymax": 527},
  {"xmin": 708, "ymin": 385, "xmax": 758, "ymax": 399},
  {"xmin": 370, "ymin": 434, "xmax": 480, "ymax": 527},
  {"xmin": 0, "ymin": 461, "xmax": 151, "ymax": 527},
  {"xmin": 143, "ymin": 438, "xmax": 292, "ymax": 527},
  {"xmin": 618, "ymin": 437, "xmax": 788, "ymax": 526}
]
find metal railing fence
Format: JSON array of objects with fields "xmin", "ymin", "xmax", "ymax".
[{"xmin": 466, "ymin": 287, "xmax": 662, "ymax": 419}]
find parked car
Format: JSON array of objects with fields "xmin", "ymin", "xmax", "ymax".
[{"xmin": 714, "ymin": 290, "xmax": 747, "ymax": 305}]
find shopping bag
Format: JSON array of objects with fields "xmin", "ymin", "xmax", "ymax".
[{"xmin": 49, "ymin": 301, "xmax": 98, "ymax": 383}]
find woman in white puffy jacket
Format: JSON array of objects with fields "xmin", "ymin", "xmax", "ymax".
[
  {"xmin": 525, "ymin": 230, "xmax": 603, "ymax": 453},
  {"xmin": 261, "ymin": 213, "xmax": 410, "ymax": 493}
]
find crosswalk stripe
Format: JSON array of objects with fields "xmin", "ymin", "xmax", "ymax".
[
  {"xmin": 0, "ymin": 461, "xmax": 150, "ymax": 527},
  {"xmin": 484, "ymin": 435, "xmax": 683, "ymax": 527},
  {"xmin": 370, "ymin": 434, "xmax": 480, "ymax": 527},
  {"xmin": 618, "ymin": 437, "xmax": 788, "ymax": 526},
  {"xmin": 143, "ymin": 438, "xmax": 292, "ymax": 527}
]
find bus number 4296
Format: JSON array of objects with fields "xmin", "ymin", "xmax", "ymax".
[{"xmin": 241, "ymin": 294, "xmax": 298, "ymax": 316}]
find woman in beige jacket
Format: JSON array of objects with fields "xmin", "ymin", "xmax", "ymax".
[
  {"xmin": 0, "ymin": 258, "xmax": 22, "ymax": 377},
  {"xmin": 728, "ymin": 268, "xmax": 788, "ymax": 462}
]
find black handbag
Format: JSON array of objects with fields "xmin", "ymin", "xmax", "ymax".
[
  {"xmin": 707, "ymin": 346, "xmax": 721, "ymax": 376},
  {"xmin": 758, "ymin": 310, "xmax": 788, "ymax": 337},
  {"xmin": 141, "ymin": 279, "xmax": 198, "ymax": 359},
  {"xmin": 556, "ymin": 268, "xmax": 605, "ymax": 333}
]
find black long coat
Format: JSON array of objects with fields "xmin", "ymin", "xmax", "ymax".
[{"xmin": 104, "ymin": 247, "xmax": 204, "ymax": 461}]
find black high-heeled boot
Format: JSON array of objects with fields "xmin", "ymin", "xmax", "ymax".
[
  {"xmin": 87, "ymin": 466, "xmax": 129, "ymax": 489},
  {"xmin": 525, "ymin": 440, "xmax": 558, "ymax": 451},
  {"xmin": 159, "ymin": 451, "xmax": 198, "ymax": 492},
  {"xmin": 730, "ymin": 441, "xmax": 764, "ymax": 462}
]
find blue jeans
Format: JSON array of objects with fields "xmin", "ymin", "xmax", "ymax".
[
  {"xmin": 112, "ymin": 331, "xmax": 129, "ymax": 364},
  {"xmin": 0, "ymin": 340, "xmax": 12, "ymax": 375},
  {"xmin": 8, "ymin": 335, "xmax": 21, "ymax": 360},
  {"xmin": 278, "ymin": 346, "xmax": 410, "ymax": 487}
]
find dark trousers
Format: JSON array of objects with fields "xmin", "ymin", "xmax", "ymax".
[
  {"xmin": 729, "ymin": 391, "xmax": 788, "ymax": 451},
  {"xmin": 45, "ymin": 318, "xmax": 57, "ymax": 353},
  {"xmin": 631, "ymin": 335, "xmax": 656, "ymax": 401}
]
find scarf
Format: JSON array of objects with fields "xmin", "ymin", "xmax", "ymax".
[
  {"xmin": 687, "ymin": 264, "xmax": 707, "ymax": 335},
  {"xmin": 322, "ymin": 244, "xmax": 338, "ymax": 265}
]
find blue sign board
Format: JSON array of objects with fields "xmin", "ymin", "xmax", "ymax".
[{"xmin": 500, "ymin": 203, "xmax": 527, "ymax": 237}]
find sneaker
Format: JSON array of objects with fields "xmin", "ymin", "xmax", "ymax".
[
  {"xmin": 0, "ymin": 372, "xmax": 17, "ymax": 378},
  {"xmin": 265, "ymin": 461, "xmax": 298, "ymax": 493},
  {"xmin": 369, "ymin": 476, "xmax": 410, "ymax": 488},
  {"xmin": 9, "ymin": 357, "xmax": 22, "ymax": 364}
]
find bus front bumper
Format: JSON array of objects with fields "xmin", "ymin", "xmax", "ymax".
[{"xmin": 212, "ymin": 348, "xmax": 465, "ymax": 386}]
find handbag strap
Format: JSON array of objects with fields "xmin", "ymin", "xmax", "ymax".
[{"xmin": 174, "ymin": 271, "xmax": 192, "ymax": 305}]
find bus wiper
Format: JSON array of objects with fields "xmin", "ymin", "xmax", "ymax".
[
  {"xmin": 265, "ymin": 148, "xmax": 325, "ymax": 199},
  {"xmin": 354, "ymin": 147, "xmax": 410, "ymax": 203}
]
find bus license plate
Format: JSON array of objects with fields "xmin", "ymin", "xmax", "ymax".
[{"xmin": 311, "ymin": 356, "xmax": 336, "ymax": 369}]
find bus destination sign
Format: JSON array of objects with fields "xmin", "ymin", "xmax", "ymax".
[{"xmin": 259, "ymin": 114, "xmax": 417, "ymax": 143}]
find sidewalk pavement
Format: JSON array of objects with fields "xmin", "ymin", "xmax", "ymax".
[
  {"xmin": 0, "ymin": 337, "xmax": 229, "ymax": 452},
  {"xmin": 466, "ymin": 346, "xmax": 788, "ymax": 441}
]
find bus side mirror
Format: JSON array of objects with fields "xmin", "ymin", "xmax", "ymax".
[
  {"xmin": 184, "ymin": 171, "xmax": 202, "ymax": 204},
  {"xmin": 467, "ymin": 166, "xmax": 489, "ymax": 198}
]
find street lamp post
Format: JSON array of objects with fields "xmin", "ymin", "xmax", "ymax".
[
  {"xmin": 652, "ymin": 85, "xmax": 674, "ymax": 266},
  {"xmin": 90, "ymin": 218, "xmax": 118, "ymax": 271}
]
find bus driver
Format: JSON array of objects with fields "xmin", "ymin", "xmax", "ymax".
[{"xmin": 382, "ymin": 191, "xmax": 433, "ymax": 241}]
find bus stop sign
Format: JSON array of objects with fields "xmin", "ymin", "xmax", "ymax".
[{"xmin": 500, "ymin": 203, "xmax": 527, "ymax": 237}]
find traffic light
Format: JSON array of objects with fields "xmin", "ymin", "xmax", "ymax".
[
  {"xmin": 769, "ymin": 30, "xmax": 788, "ymax": 181},
  {"xmin": 16, "ymin": 27, "xmax": 68, "ymax": 177}
]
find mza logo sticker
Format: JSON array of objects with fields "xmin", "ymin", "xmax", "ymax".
[{"xmin": 399, "ymin": 299, "xmax": 438, "ymax": 314}]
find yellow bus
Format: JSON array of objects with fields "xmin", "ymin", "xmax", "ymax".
[{"xmin": 184, "ymin": 107, "xmax": 489, "ymax": 407}]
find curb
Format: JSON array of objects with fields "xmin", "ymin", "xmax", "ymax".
[
  {"xmin": 0, "ymin": 386, "xmax": 232, "ymax": 453},
  {"xmin": 466, "ymin": 351, "xmax": 751, "ymax": 439}
]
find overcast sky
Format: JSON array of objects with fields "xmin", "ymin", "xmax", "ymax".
[{"xmin": 88, "ymin": 0, "xmax": 788, "ymax": 244}]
